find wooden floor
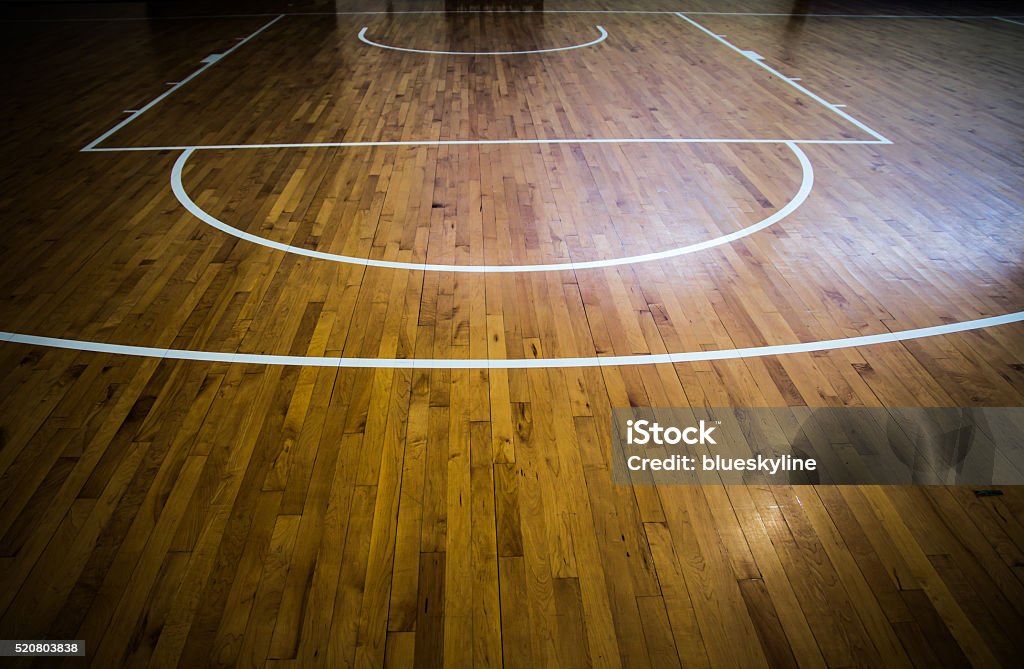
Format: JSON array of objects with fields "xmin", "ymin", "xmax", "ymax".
[{"xmin": 0, "ymin": 1, "xmax": 1022, "ymax": 667}]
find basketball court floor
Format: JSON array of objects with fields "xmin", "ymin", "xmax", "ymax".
[{"xmin": 0, "ymin": 0, "xmax": 1022, "ymax": 666}]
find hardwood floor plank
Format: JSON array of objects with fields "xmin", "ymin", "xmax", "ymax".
[{"xmin": 0, "ymin": 4, "xmax": 1021, "ymax": 666}]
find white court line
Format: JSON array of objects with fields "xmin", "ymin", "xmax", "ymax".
[
  {"xmin": 172, "ymin": 141, "xmax": 813, "ymax": 273},
  {"xmin": 76, "ymin": 11, "xmax": 895, "ymax": 153},
  {"xmin": 995, "ymin": 17, "xmax": 1024, "ymax": 26},
  {"xmin": 1, "ymin": 312, "xmax": 1020, "ymax": 369},
  {"xmin": 9, "ymin": 9, "xmax": 1024, "ymax": 21},
  {"xmin": 84, "ymin": 138, "xmax": 888, "ymax": 152},
  {"xmin": 80, "ymin": 14, "xmax": 284, "ymax": 151},
  {"xmin": 358, "ymin": 24, "xmax": 608, "ymax": 55},
  {"xmin": 5, "ymin": 13, "xmax": 284, "ymax": 22},
  {"xmin": 682, "ymin": 13, "xmax": 1013, "ymax": 19},
  {"xmin": 675, "ymin": 13, "xmax": 891, "ymax": 145},
  {"xmin": 32, "ymin": 6, "xmax": 1014, "ymax": 368}
]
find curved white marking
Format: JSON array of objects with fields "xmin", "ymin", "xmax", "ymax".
[
  {"xmin": 1, "ymin": 312, "xmax": 1020, "ymax": 368},
  {"xmin": 358, "ymin": 25, "xmax": 608, "ymax": 55},
  {"xmin": 172, "ymin": 141, "xmax": 814, "ymax": 273}
]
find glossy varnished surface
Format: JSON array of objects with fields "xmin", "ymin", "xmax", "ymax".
[
  {"xmin": 0, "ymin": 1, "xmax": 1022, "ymax": 667},
  {"xmin": 104, "ymin": 12, "xmax": 873, "ymax": 146}
]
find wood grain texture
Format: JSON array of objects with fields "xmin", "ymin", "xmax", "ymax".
[{"xmin": 0, "ymin": 1, "xmax": 1021, "ymax": 667}]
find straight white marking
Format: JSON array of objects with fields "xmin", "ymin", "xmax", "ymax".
[
  {"xmin": 172, "ymin": 142, "xmax": 814, "ymax": 272},
  {"xmin": 80, "ymin": 14, "xmax": 284, "ymax": 151},
  {"xmin": 741, "ymin": 50, "xmax": 764, "ymax": 60},
  {"xmin": 201, "ymin": 54, "xmax": 224, "ymax": 63},
  {"xmin": 358, "ymin": 25, "xmax": 608, "ymax": 55},
  {"xmin": 242, "ymin": 11, "xmax": 1024, "ymax": 19},
  {"xmin": 293, "ymin": 10, "xmax": 670, "ymax": 15},
  {"xmin": 682, "ymin": 13, "xmax": 1009, "ymax": 19},
  {"xmin": 834, "ymin": 104, "xmax": 846, "ymax": 108},
  {"xmin": 675, "ymin": 13, "xmax": 892, "ymax": 144},
  {"xmin": 994, "ymin": 17, "xmax": 1024, "ymax": 26},
  {"xmin": 123, "ymin": 109, "xmax": 138, "ymax": 113},
  {"xmin": 1, "ymin": 313, "xmax": 1020, "ymax": 368},
  {"xmin": 83, "ymin": 137, "xmax": 889, "ymax": 153},
  {"xmin": 8, "ymin": 13, "xmax": 284, "ymax": 22},
  {"xmin": 10, "ymin": 11, "xmax": 1019, "ymax": 22}
]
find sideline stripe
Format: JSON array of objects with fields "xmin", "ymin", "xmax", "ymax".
[
  {"xmin": 172, "ymin": 141, "xmax": 813, "ymax": 273},
  {"xmin": 994, "ymin": 17, "xmax": 1024, "ymax": 26},
  {"xmin": 358, "ymin": 25, "xmax": 608, "ymax": 55},
  {"xmin": 1, "ymin": 313, "xmax": 1020, "ymax": 369},
  {"xmin": 80, "ymin": 14, "xmax": 284, "ymax": 151},
  {"xmin": 675, "ymin": 13, "xmax": 891, "ymax": 144}
]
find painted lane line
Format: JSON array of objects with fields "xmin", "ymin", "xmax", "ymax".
[
  {"xmin": 995, "ymin": 17, "xmax": 1024, "ymax": 26},
  {"xmin": 1, "ymin": 312, "xmax": 1020, "ymax": 369},
  {"xmin": 84, "ymin": 137, "xmax": 889, "ymax": 153},
  {"xmin": 172, "ymin": 141, "xmax": 813, "ymax": 273},
  {"xmin": 675, "ymin": 13, "xmax": 892, "ymax": 145},
  {"xmin": 357, "ymin": 25, "xmax": 607, "ymax": 55},
  {"xmin": 80, "ymin": 14, "xmax": 284, "ymax": 152}
]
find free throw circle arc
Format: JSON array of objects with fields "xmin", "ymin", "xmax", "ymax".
[{"xmin": 171, "ymin": 141, "xmax": 814, "ymax": 273}]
